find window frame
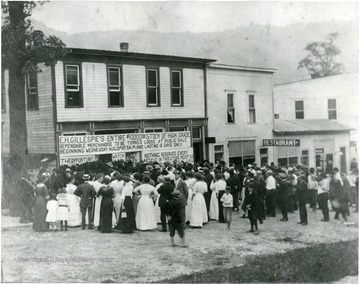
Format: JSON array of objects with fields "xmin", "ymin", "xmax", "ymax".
[
  {"xmin": 26, "ymin": 71, "xmax": 39, "ymax": 110},
  {"xmin": 170, "ymin": 69, "xmax": 183, "ymax": 107},
  {"xmin": 328, "ymin": 99, "xmax": 337, "ymax": 120},
  {"xmin": 214, "ymin": 144, "xmax": 225, "ymax": 163},
  {"xmin": 64, "ymin": 63, "xmax": 83, "ymax": 108},
  {"xmin": 226, "ymin": 92, "xmax": 235, "ymax": 124},
  {"xmin": 247, "ymin": 91, "xmax": 256, "ymax": 124},
  {"xmin": 146, "ymin": 68, "xmax": 160, "ymax": 107},
  {"xmin": 295, "ymin": 100, "xmax": 304, "ymax": 119},
  {"xmin": 144, "ymin": 128, "xmax": 164, "ymax": 133},
  {"xmin": 107, "ymin": 65, "xmax": 124, "ymax": 108}
]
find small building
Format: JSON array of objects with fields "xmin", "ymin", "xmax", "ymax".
[
  {"xmin": 273, "ymin": 119, "xmax": 353, "ymax": 172},
  {"xmin": 274, "ymin": 72, "xmax": 359, "ymax": 168},
  {"xmin": 1, "ymin": 46, "xmax": 216, "ymax": 166},
  {"xmin": 206, "ymin": 63, "xmax": 276, "ymax": 167}
]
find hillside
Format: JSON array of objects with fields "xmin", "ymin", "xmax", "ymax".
[{"xmin": 32, "ymin": 20, "xmax": 358, "ymax": 84}]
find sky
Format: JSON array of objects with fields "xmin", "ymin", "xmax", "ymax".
[{"xmin": 30, "ymin": 1, "xmax": 359, "ymax": 34}]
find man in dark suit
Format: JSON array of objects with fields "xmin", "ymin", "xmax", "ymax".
[
  {"xmin": 74, "ymin": 174, "xmax": 96, "ymax": 230},
  {"xmin": 157, "ymin": 176, "xmax": 174, "ymax": 232},
  {"xmin": 174, "ymin": 170, "xmax": 188, "ymax": 228}
]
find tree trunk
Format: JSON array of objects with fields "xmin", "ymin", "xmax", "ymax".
[{"xmin": 6, "ymin": 1, "xmax": 29, "ymax": 216}]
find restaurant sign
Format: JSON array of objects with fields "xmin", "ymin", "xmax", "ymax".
[{"xmin": 263, "ymin": 139, "xmax": 300, "ymax": 147}]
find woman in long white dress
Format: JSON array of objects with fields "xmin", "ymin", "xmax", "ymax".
[
  {"xmin": 190, "ymin": 173, "xmax": 209, "ymax": 228},
  {"xmin": 110, "ymin": 173, "xmax": 124, "ymax": 221},
  {"xmin": 209, "ymin": 178, "xmax": 221, "ymax": 220},
  {"xmin": 185, "ymin": 171, "xmax": 196, "ymax": 223},
  {"xmin": 66, "ymin": 176, "xmax": 81, "ymax": 227},
  {"xmin": 134, "ymin": 176, "xmax": 158, "ymax": 231},
  {"xmin": 89, "ymin": 174, "xmax": 104, "ymax": 228}
]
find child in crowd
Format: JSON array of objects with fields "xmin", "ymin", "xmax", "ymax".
[
  {"xmin": 168, "ymin": 190, "xmax": 188, "ymax": 248},
  {"xmin": 56, "ymin": 185, "xmax": 70, "ymax": 231},
  {"xmin": 46, "ymin": 193, "xmax": 58, "ymax": 231},
  {"xmin": 245, "ymin": 183, "xmax": 259, "ymax": 235},
  {"xmin": 220, "ymin": 186, "xmax": 233, "ymax": 230}
]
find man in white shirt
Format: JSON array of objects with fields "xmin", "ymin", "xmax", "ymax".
[{"xmin": 265, "ymin": 170, "xmax": 276, "ymax": 217}]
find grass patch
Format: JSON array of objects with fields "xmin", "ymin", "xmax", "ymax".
[{"xmin": 158, "ymin": 239, "xmax": 358, "ymax": 283}]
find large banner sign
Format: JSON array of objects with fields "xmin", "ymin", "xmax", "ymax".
[
  {"xmin": 143, "ymin": 148, "xmax": 194, "ymax": 164},
  {"xmin": 263, "ymin": 139, "xmax": 300, "ymax": 147},
  {"xmin": 59, "ymin": 131, "xmax": 191, "ymax": 156},
  {"xmin": 59, "ymin": 131, "xmax": 193, "ymax": 165}
]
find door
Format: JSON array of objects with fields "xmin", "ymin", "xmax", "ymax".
[{"xmin": 193, "ymin": 142, "xmax": 203, "ymax": 163}]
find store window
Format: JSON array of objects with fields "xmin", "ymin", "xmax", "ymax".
[
  {"xmin": 214, "ymin": 145, "xmax": 224, "ymax": 163},
  {"xmin": 260, "ymin": 148, "xmax": 268, "ymax": 166},
  {"xmin": 295, "ymin": 100, "xmax": 304, "ymax": 119},
  {"xmin": 192, "ymin": 127, "xmax": 202, "ymax": 140},
  {"xmin": 301, "ymin": 150, "xmax": 309, "ymax": 167},
  {"xmin": 65, "ymin": 64, "xmax": 82, "ymax": 108},
  {"xmin": 328, "ymin": 99, "xmax": 337, "ymax": 120},
  {"xmin": 145, "ymin": 128, "xmax": 164, "ymax": 133},
  {"xmin": 169, "ymin": 126, "xmax": 187, "ymax": 132},
  {"xmin": 277, "ymin": 147, "xmax": 300, "ymax": 168},
  {"xmin": 94, "ymin": 129, "xmax": 138, "ymax": 135},
  {"xmin": 228, "ymin": 140, "xmax": 255, "ymax": 167},
  {"xmin": 62, "ymin": 132, "xmax": 87, "ymax": 136},
  {"xmin": 227, "ymin": 93, "xmax": 235, "ymax": 123}
]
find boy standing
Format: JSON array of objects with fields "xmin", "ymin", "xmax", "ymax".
[
  {"xmin": 245, "ymin": 183, "xmax": 260, "ymax": 235},
  {"xmin": 220, "ymin": 186, "xmax": 233, "ymax": 230}
]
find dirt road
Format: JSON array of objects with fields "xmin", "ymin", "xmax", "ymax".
[{"xmin": 1, "ymin": 207, "xmax": 358, "ymax": 283}]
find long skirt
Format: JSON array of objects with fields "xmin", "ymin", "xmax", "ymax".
[
  {"xmin": 116, "ymin": 196, "xmax": 136, "ymax": 233},
  {"xmin": 155, "ymin": 194, "xmax": 161, "ymax": 224},
  {"xmin": 93, "ymin": 196, "xmax": 102, "ymax": 227},
  {"xmin": 67, "ymin": 194, "xmax": 82, "ymax": 227},
  {"xmin": 136, "ymin": 196, "xmax": 157, "ymax": 230},
  {"xmin": 185, "ymin": 188, "xmax": 193, "ymax": 222},
  {"xmin": 100, "ymin": 197, "xmax": 114, "ymax": 233},
  {"xmin": 190, "ymin": 193, "xmax": 208, "ymax": 227},
  {"xmin": 33, "ymin": 196, "xmax": 48, "ymax": 232},
  {"xmin": 209, "ymin": 190, "xmax": 219, "ymax": 220}
]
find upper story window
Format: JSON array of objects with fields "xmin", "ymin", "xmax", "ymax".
[
  {"xmin": 248, "ymin": 92, "xmax": 256, "ymax": 123},
  {"xmin": 295, "ymin": 100, "xmax": 304, "ymax": 119},
  {"xmin": 328, "ymin": 99, "xmax": 337, "ymax": 120},
  {"xmin": 108, "ymin": 66, "xmax": 123, "ymax": 107},
  {"xmin": 65, "ymin": 64, "xmax": 82, "ymax": 108},
  {"xmin": 171, "ymin": 70, "xmax": 183, "ymax": 106},
  {"xmin": 1, "ymin": 72, "xmax": 5, "ymax": 112},
  {"xmin": 147, "ymin": 68, "xmax": 160, "ymax": 106},
  {"xmin": 26, "ymin": 71, "xmax": 38, "ymax": 110},
  {"xmin": 227, "ymin": 93, "xmax": 235, "ymax": 123}
]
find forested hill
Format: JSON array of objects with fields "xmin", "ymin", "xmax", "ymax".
[{"xmin": 32, "ymin": 19, "xmax": 358, "ymax": 85}]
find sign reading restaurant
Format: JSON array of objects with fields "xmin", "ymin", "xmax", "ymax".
[
  {"xmin": 59, "ymin": 131, "xmax": 193, "ymax": 165},
  {"xmin": 263, "ymin": 139, "xmax": 301, "ymax": 147}
]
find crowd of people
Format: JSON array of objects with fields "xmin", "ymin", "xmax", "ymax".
[{"xmin": 19, "ymin": 159, "xmax": 359, "ymax": 246}]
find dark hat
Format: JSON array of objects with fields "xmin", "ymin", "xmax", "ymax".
[
  {"xmin": 173, "ymin": 169, "xmax": 181, "ymax": 175},
  {"xmin": 164, "ymin": 176, "xmax": 171, "ymax": 182},
  {"xmin": 247, "ymin": 182, "xmax": 255, "ymax": 188},
  {"xmin": 82, "ymin": 174, "xmax": 90, "ymax": 180},
  {"xmin": 146, "ymin": 164, "xmax": 153, "ymax": 171},
  {"xmin": 172, "ymin": 189, "xmax": 181, "ymax": 196}
]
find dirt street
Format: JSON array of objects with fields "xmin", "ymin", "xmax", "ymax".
[{"xmin": 1, "ymin": 207, "xmax": 358, "ymax": 283}]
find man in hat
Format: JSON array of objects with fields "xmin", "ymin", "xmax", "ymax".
[
  {"xmin": 278, "ymin": 172, "xmax": 290, "ymax": 221},
  {"xmin": 287, "ymin": 167, "xmax": 298, "ymax": 213},
  {"xmin": 74, "ymin": 174, "xmax": 96, "ymax": 229},
  {"xmin": 157, "ymin": 176, "xmax": 174, "ymax": 232},
  {"xmin": 150, "ymin": 164, "xmax": 162, "ymax": 185},
  {"xmin": 174, "ymin": 170, "xmax": 188, "ymax": 228},
  {"xmin": 143, "ymin": 167, "xmax": 156, "ymax": 186},
  {"xmin": 296, "ymin": 173, "xmax": 308, "ymax": 225},
  {"xmin": 245, "ymin": 183, "xmax": 260, "ymax": 235},
  {"xmin": 203, "ymin": 167, "xmax": 213, "ymax": 213}
]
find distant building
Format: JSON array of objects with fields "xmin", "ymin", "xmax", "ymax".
[
  {"xmin": 1, "ymin": 46, "xmax": 215, "ymax": 166},
  {"xmin": 274, "ymin": 73, "xmax": 358, "ymax": 172},
  {"xmin": 206, "ymin": 63, "xmax": 276, "ymax": 167}
]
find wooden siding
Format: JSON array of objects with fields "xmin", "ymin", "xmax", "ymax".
[
  {"xmin": 26, "ymin": 64, "xmax": 55, "ymax": 154},
  {"xmin": 1, "ymin": 70, "xmax": 10, "ymax": 155},
  {"xmin": 56, "ymin": 62, "xmax": 205, "ymax": 122}
]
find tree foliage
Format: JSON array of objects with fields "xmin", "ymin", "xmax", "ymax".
[{"xmin": 298, "ymin": 33, "xmax": 344, "ymax": 79}]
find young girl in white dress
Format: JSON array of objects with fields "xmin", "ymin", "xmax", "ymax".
[
  {"xmin": 46, "ymin": 193, "xmax": 58, "ymax": 231},
  {"xmin": 56, "ymin": 186, "xmax": 70, "ymax": 231}
]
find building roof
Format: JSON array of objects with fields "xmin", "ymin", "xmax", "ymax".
[
  {"xmin": 274, "ymin": 119, "xmax": 354, "ymax": 135},
  {"xmin": 67, "ymin": 47, "xmax": 217, "ymax": 64},
  {"xmin": 208, "ymin": 63, "xmax": 276, "ymax": 73}
]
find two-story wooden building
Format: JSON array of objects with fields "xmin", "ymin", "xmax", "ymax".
[{"xmin": 1, "ymin": 46, "xmax": 216, "ymax": 166}]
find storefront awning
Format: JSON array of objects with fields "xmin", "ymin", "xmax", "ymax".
[{"xmin": 274, "ymin": 119, "xmax": 354, "ymax": 135}]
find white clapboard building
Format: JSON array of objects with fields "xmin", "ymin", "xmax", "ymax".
[
  {"xmin": 1, "ymin": 45, "xmax": 216, "ymax": 166},
  {"xmin": 274, "ymin": 73, "xmax": 358, "ymax": 172}
]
